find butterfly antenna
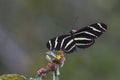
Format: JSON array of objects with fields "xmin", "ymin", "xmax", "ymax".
[
  {"xmin": 71, "ymin": 16, "xmax": 79, "ymax": 29},
  {"xmin": 69, "ymin": 16, "xmax": 79, "ymax": 34}
]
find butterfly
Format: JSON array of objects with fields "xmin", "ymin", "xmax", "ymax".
[{"xmin": 46, "ymin": 23, "xmax": 107, "ymax": 53}]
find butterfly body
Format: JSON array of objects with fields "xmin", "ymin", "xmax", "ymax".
[{"xmin": 46, "ymin": 23, "xmax": 107, "ymax": 53}]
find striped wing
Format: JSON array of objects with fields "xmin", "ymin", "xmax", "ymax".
[
  {"xmin": 46, "ymin": 23, "xmax": 107, "ymax": 53},
  {"xmin": 46, "ymin": 34, "xmax": 76, "ymax": 53},
  {"xmin": 74, "ymin": 23, "xmax": 107, "ymax": 48}
]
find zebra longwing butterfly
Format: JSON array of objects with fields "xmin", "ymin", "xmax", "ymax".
[{"xmin": 46, "ymin": 23, "xmax": 107, "ymax": 53}]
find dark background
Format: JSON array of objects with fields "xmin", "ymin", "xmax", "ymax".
[{"xmin": 0, "ymin": 0, "xmax": 120, "ymax": 80}]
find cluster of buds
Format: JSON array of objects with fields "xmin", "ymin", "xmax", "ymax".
[{"xmin": 37, "ymin": 51, "xmax": 65, "ymax": 80}]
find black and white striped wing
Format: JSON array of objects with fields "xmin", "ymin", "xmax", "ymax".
[
  {"xmin": 74, "ymin": 37, "xmax": 95, "ymax": 48},
  {"xmin": 46, "ymin": 35, "xmax": 76, "ymax": 53},
  {"xmin": 46, "ymin": 23, "xmax": 107, "ymax": 53},
  {"xmin": 74, "ymin": 23, "xmax": 107, "ymax": 48}
]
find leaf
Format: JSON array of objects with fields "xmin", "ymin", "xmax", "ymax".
[{"xmin": 0, "ymin": 74, "xmax": 26, "ymax": 80}]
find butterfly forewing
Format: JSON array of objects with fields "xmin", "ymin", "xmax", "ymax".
[
  {"xmin": 73, "ymin": 23, "xmax": 107, "ymax": 49},
  {"xmin": 46, "ymin": 34, "xmax": 76, "ymax": 53},
  {"xmin": 74, "ymin": 23, "xmax": 107, "ymax": 39}
]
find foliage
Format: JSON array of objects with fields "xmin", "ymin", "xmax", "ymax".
[{"xmin": 0, "ymin": 74, "xmax": 25, "ymax": 80}]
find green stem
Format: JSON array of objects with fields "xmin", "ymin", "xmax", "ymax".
[
  {"xmin": 30, "ymin": 74, "xmax": 43, "ymax": 80},
  {"xmin": 53, "ymin": 72, "xmax": 59, "ymax": 80}
]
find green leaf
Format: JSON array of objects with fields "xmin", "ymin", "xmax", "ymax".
[{"xmin": 0, "ymin": 74, "xmax": 26, "ymax": 80}]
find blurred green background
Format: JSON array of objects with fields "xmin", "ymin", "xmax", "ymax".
[{"xmin": 0, "ymin": 0, "xmax": 120, "ymax": 80}]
